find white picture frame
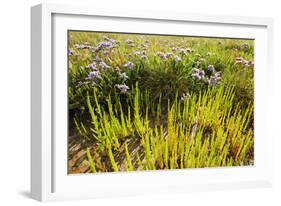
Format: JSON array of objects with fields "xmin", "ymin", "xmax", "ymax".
[{"xmin": 31, "ymin": 3, "xmax": 274, "ymax": 202}]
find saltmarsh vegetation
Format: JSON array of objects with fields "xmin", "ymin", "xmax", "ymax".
[{"xmin": 68, "ymin": 32, "xmax": 254, "ymax": 173}]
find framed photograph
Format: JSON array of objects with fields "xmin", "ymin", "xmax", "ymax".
[{"xmin": 31, "ymin": 3, "xmax": 274, "ymax": 201}]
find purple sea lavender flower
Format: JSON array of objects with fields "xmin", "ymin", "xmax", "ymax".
[
  {"xmin": 244, "ymin": 60, "xmax": 254, "ymax": 67},
  {"xmin": 86, "ymin": 71, "xmax": 101, "ymax": 80},
  {"xmin": 92, "ymin": 57, "xmax": 103, "ymax": 63},
  {"xmin": 157, "ymin": 52, "xmax": 166, "ymax": 60},
  {"xmin": 86, "ymin": 62, "xmax": 98, "ymax": 71},
  {"xmin": 192, "ymin": 68, "xmax": 205, "ymax": 81},
  {"xmin": 103, "ymin": 50, "xmax": 109, "ymax": 56},
  {"xmin": 165, "ymin": 52, "xmax": 173, "ymax": 58},
  {"xmin": 235, "ymin": 57, "xmax": 244, "ymax": 64},
  {"xmin": 92, "ymin": 57, "xmax": 110, "ymax": 69},
  {"xmin": 140, "ymin": 54, "xmax": 148, "ymax": 60},
  {"xmin": 128, "ymin": 43, "xmax": 135, "ymax": 47},
  {"xmin": 94, "ymin": 41, "xmax": 114, "ymax": 52},
  {"xmin": 125, "ymin": 39, "xmax": 135, "ymax": 47},
  {"xmin": 125, "ymin": 39, "xmax": 134, "ymax": 44},
  {"xmin": 192, "ymin": 72, "xmax": 202, "ymax": 80},
  {"xmin": 140, "ymin": 44, "xmax": 148, "ymax": 49},
  {"xmin": 74, "ymin": 44, "xmax": 85, "ymax": 49},
  {"xmin": 116, "ymin": 84, "xmax": 130, "ymax": 94},
  {"xmin": 192, "ymin": 68, "xmax": 200, "ymax": 74},
  {"xmin": 199, "ymin": 70, "xmax": 205, "ymax": 77},
  {"xmin": 74, "ymin": 43, "xmax": 93, "ymax": 50},
  {"xmin": 208, "ymin": 72, "xmax": 221, "ymax": 87},
  {"xmin": 174, "ymin": 55, "xmax": 181, "ymax": 62},
  {"xmin": 68, "ymin": 49, "xmax": 76, "ymax": 56},
  {"xmin": 208, "ymin": 76, "xmax": 218, "ymax": 87},
  {"xmin": 141, "ymin": 50, "xmax": 147, "ymax": 55},
  {"xmin": 98, "ymin": 61, "xmax": 111, "ymax": 69},
  {"xmin": 123, "ymin": 61, "xmax": 134, "ymax": 69},
  {"xmin": 179, "ymin": 48, "xmax": 187, "ymax": 55}
]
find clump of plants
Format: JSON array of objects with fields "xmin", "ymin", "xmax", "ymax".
[{"xmin": 68, "ymin": 32, "xmax": 254, "ymax": 173}]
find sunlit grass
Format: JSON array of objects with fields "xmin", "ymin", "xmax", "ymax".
[{"xmin": 69, "ymin": 31, "xmax": 254, "ymax": 173}]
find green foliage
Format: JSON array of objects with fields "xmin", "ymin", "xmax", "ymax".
[
  {"xmin": 68, "ymin": 32, "xmax": 254, "ymax": 173},
  {"xmin": 86, "ymin": 148, "xmax": 96, "ymax": 173}
]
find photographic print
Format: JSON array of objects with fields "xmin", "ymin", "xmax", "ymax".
[{"xmin": 68, "ymin": 31, "xmax": 254, "ymax": 174}]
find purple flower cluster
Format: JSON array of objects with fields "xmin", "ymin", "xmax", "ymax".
[
  {"xmin": 126, "ymin": 39, "xmax": 135, "ymax": 47},
  {"xmin": 134, "ymin": 50, "xmax": 148, "ymax": 60},
  {"xmin": 140, "ymin": 54, "xmax": 148, "ymax": 60},
  {"xmin": 98, "ymin": 61, "xmax": 111, "ymax": 69},
  {"xmin": 156, "ymin": 52, "xmax": 174, "ymax": 60},
  {"xmin": 86, "ymin": 57, "xmax": 111, "ymax": 71},
  {"xmin": 86, "ymin": 63, "xmax": 98, "ymax": 71},
  {"xmin": 192, "ymin": 65, "xmax": 221, "ymax": 87},
  {"xmin": 207, "ymin": 65, "xmax": 221, "ymax": 87},
  {"xmin": 68, "ymin": 49, "xmax": 78, "ymax": 56},
  {"xmin": 116, "ymin": 84, "xmax": 130, "ymax": 94},
  {"xmin": 74, "ymin": 42, "xmax": 93, "ymax": 50},
  {"xmin": 86, "ymin": 71, "xmax": 101, "ymax": 80},
  {"xmin": 208, "ymin": 72, "xmax": 221, "ymax": 87},
  {"xmin": 95, "ymin": 57, "xmax": 111, "ymax": 69},
  {"xmin": 174, "ymin": 55, "xmax": 182, "ymax": 62},
  {"xmin": 140, "ymin": 43, "xmax": 148, "ymax": 49},
  {"xmin": 244, "ymin": 60, "xmax": 254, "ymax": 67},
  {"xmin": 157, "ymin": 52, "xmax": 167, "ymax": 60},
  {"xmin": 192, "ymin": 68, "xmax": 205, "ymax": 81},
  {"xmin": 123, "ymin": 61, "xmax": 134, "ymax": 69},
  {"xmin": 179, "ymin": 48, "xmax": 192, "ymax": 55},
  {"xmin": 235, "ymin": 57, "xmax": 254, "ymax": 67},
  {"xmin": 94, "ymin": 41, "xmax": 115, "ymax": 52}
]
